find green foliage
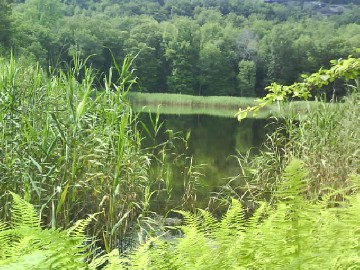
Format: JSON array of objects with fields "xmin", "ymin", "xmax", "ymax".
[
  {"xmin": 235, "ymin": 94, "xmax": 359, "ymax": 205},
  {"xmin": 0, "ymin": 0, "xmax": 12, "ymax": 47},
  {"xmin": 234, "ymin": 54, "xmax": 360, "ymax": 205},
  {"xmin": 236, "ymin": 53, "xmax": 360, "ymax": 120},
  {"xmin": 0, "ymin": 54, "xmax": 151, "ymax": 251},
  {"xmin": 0, "ymin": 192, "xmax": 92, "ymax": 269},
  {"xmin": 116, "ymin": 159, "xmax": 360, "ymax": 269},
  {"xmin": 237, "ymin": 59, "xmax": 257, "ymax": 97},
  {"xmin": 283, "ymin": 93, "xmax": 360, "ymax": 198},
  {"xmin": 0, "ymin": 0, "xmax": 13, "ymax": 51},
  {"xmin": 164, "ymin": 17, "xmax": 200, "ymax": 94},
  {"xmin": 11, "ymin": 0, "xmax": 64, "ymax": 64},
  {"xmin": 7, "ymin": 0, "xmax": 360, "ymax": 96},
  {"xmin": 0, "ymin": 192, "xmax": 127, "ymax": 269}
]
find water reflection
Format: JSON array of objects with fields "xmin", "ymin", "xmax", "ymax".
[{"xmin": 139, "ymin": 113, "xmax": 273, "ymax": 213}]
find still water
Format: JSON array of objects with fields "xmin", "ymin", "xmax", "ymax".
[{"xmin": 139, "ymin": 113, "xmax": 274, "ymax": 213}]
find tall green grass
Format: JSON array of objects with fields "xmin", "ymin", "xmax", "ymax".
[
  {"xmin": 128, "ymin": 92, "xmax": 258, "ymax": 107},
  {"xmin": 229, "ymin": 92, "xmax": 360, "ymax": 205},
  {"xmin": 284, "ymin": 93, "xmax": 360, "ymax": 198},
  {"xmin": 0, "ymin": 54, "xmax": 154, "ymax": 251}
]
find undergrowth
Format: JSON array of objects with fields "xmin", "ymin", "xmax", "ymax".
[
  {"xmin": 119, "ymin": 159, "xmax": 360, "ymax": 269},
  {"xmin": 0, "ymin": 53, "xmax": 205, "ymax": 252},
  {"xmin": 3, "ymin": 159, "xmax": 360, "ymax": 269},
  {"xmin": 232, "ymin": 92, "xmax": 360, "ymax": 205},
  {"xmin": 1, "ymin": 51, "xmax": 359, "ymax": 269},
  {"xmin": 0, "ymin": 192, "xmax": 122, "ymax": 269},
  {"xmin": 228, "ymin": 55, "xmax": 360, "ymax": 205}
]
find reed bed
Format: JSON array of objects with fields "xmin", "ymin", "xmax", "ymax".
[
  {"xmin": 228, "ymin": 92, "xmax": 360, "ymax": 206},
  {"xmin": 128, "ymin": 92, "xmax": 258, "ymax": 107},
  {"xmin": 131, "ymin": 102, "xmax": 273, "ymax": 118},
  {"xmin": 0, "ymin": 55, "xmax": 155, "ymax": 251}
]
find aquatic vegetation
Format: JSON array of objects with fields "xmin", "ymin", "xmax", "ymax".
[
  {"xmin": 0, "ymin": 53, "xmax": 207, "ymax": 252},
  {"xmin": 1, "ymin": 50, "xmax": 359, "ymax": 268}
]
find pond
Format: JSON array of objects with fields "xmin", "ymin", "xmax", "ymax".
[{"xmin": 138, "ymin": 112, "xmax": 276, "ymax": 214}]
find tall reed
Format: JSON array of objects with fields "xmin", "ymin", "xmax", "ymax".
[
  {"xmin": 230, "ymin": 92, "xmax": 360, "ymax": 205},
  {"xmin": 0, "ymin": 54, "xmax": 152, "ymax": 251},
  {"xmin": 139, "ymin": 113, "xmax": 205, "ymax": 214}
]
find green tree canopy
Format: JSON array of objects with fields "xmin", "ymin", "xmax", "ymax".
[{"xmin": 0, "ymin": 0, "xmax": 12, "ymax": 48}]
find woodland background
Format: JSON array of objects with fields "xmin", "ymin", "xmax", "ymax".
[{"xmin": 1, "ymin": 0, "xmax": 359, "ymax": 97}]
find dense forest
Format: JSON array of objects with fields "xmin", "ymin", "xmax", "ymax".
[{"xmin": 0, "ymin": 0, "xmax": 359, "ymax": 96}]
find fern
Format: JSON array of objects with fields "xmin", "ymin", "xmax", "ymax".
[
  {"xmin": 9, "ymin": 191, "xmax": 40, "ymax": 228},
  {"xmin": 118, "ymin": 160, "xmax": 360, "ymax": 269},
  {"xmin": 3, "ymin": 167, "xmax": 360, "ymax": 269},
  {"xmin": 0, "ymin": 192, "xmax": 121, "ymax": 269}
]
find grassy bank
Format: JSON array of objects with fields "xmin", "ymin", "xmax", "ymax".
[
  {"xmin": 128, "ymin": 92, "xmax": 337, "ymax": 118},
  {"xmin": 128, "ymin": 92, "xmax": 264, "ymax": 118},
  {"xmin": 128, "ymin": 92, "xmax": 258, "ymax": 108}
]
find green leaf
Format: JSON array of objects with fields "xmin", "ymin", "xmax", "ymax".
[{"xmin": 236, "ymin": 110, "xmax": 248, "ymax": 121}]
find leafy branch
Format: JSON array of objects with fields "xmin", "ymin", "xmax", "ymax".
[{"xmin": 236, "ymin": 52, "xmax": 360, "ymax": 121}]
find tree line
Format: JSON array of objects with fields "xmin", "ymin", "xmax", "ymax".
[{"xmin": 1, "ymin": 0, "xmax": 359, "ymax": 96}]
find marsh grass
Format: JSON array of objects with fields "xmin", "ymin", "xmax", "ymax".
[
  {"xmin": 226, "ymin": 92, "xmax": 360, "ymax": 206},
  {"xmin": 128, "ymin": 92, "xmax": 267, "ymax": 118},
  {"xmin": 128, "ymin": 92, "xmax": 258, "ymax": 107},
  {"xmin": 0, "ymin": 54, "xmax": 209, "ymax": 252},
  {"xmin": 286, "ymin": 93, "xmax": 360, "ymax": 198},
  {"xmin": 0, "ymin": 54, "xmax": 157, "ymax": 251}
]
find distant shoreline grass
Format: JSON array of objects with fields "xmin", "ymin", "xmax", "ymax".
[
  {"xmin": 128, "ymin": 92, "xmax": 259, "ymax": 108},
  {"xmin": 128, "ymin": 92, "xmax": 269, "ymax": 118},
  {"xmin": 127, "ymin": 92, "xmax": 330, "ymax": 118}
]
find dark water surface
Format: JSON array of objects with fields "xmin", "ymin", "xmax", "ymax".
[{"xmin": 139, "ymin": 113, "xmax": 274, "ymax": 213}]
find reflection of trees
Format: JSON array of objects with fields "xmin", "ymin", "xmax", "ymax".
[
  {"xmin": 189, "ymin": 115, "xmax": 236, "ymax": 165},
  {"xmin": 235, "ymin": 119, "xmax": 255, "ymax": 154},
  {"xmin": 142, "ymin": 113, "xmax": 270, "ymax": 211}
]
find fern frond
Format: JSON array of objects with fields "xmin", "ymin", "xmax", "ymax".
[
  {"xmin": 0, "ymin": 222, "xmax": 12, "ymax": 259},
  {"xmin": 100, "ymin": 249, "xmax": 127, "ymax": 270},
  {"xmin": 9, "ymin": 192, "xmax": 40, "ymax": 228},
  {"xmin": 172, "ymin": 210, "xmax": 199, "ymax": 228},
  {"xmin": 130, "ymin": 237, "xmax": 161, "ymax": 269},
  {"xmin": 246, "ymin": 201, "xmax": 269, "ymax": 229},
  {"xmin": 115, "ymin": 172, "xmax": 360, "ymax": 269},
  {"xmin": 0, "ymin": 193, "xmax": 97, "ymax": 269},
  {"xmin": 276, "ymin": 158, "xmax": 309, "ymax": 203},
  {"xmin": 0, "ymin": 250, "xmax": 48, "ymax": 270},
  {"xmin": 218, "ymin": 198, "xmax": 246, "ymax": 235},
  {"xmin": 67, "ymin": 213, "xmax": 97, "ymax": 238},
  {"xmin": 196, "ymin": 209, "xmax": 219, "ymax": 237},
  {"xmin": 89, "ymin": 249, "xmax": 125, "ymax": 270},
  {"xmin": 172, "ymin": 226, "xmax": 216, "ymax": 269}
]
